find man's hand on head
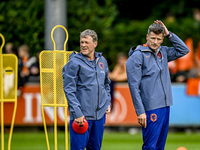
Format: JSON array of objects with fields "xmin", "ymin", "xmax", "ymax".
[{"xmin": 154, "ymin": 20, "xmax": 169, "ymax": 36}]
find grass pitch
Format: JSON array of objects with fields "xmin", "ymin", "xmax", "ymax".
[
  {"xmin": 102, "ymin": 131, "xmax": 200, "ymax": 150},
  {"xmin": 2, "ymin": 129, "xmax": 200, "ymax": 150}
]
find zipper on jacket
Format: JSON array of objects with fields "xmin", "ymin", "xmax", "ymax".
[
  {"xmin": 142, "ymin": 47, "xmax": 167, "ymax": 106},
  {"xmin": 95, "ymin": 58, "xmax": 100, "ymax": 120},
  {"xmin": 155, "ymin": 57, "xmax": 167, "ymax": 106}
]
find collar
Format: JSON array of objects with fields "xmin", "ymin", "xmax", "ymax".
[
  {"xmin": 94, "ymin": 51, "xmax": 98, "ymax": 58},
  {"xmin": 147, "ymin": 46, "xmax": 161, "ymax": 56}
]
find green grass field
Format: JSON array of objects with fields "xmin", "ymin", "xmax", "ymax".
[{"xmin": 1, "ymin": 130, "xmax": 200, "ymax": 150}]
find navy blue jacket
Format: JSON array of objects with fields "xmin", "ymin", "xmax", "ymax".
[
  {"xmin": 126, "ymin": 33, "xmax": 189, "ymax": 115},
  {"xmin": 62, "ymin": 52, "xmax": 111, "ymax": 120}
]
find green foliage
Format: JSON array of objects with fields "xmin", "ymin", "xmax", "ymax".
[
  {"xmin": 67, "ymin": 0, "xmax": 118, "ymax": 50},
  {"xmin": 97, "ymin": 17, "xmax": 200, "ymax": 69},
  {"xmin": 0, "ymin": 0, "xmax": 199, "ymax": 69},
  {"xmin": 0, "ymin": 0, "xmax": 44, "ymax": 55},
  {"xmin": 164, "ymin": 18, "xmax": 200, "ymax": 48}
]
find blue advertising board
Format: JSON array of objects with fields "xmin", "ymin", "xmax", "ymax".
[{"xmin": 170, "ymin": 84, "xmax": 200, "ymax": 126}]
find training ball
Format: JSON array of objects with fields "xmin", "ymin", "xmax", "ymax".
[
  {"xmin": 72, "ymin": 119, "xmax": 88, "ymax": 134},
  {"xmin": 177, "ymin": 147, "xmax": 187, "ymax": 150}
]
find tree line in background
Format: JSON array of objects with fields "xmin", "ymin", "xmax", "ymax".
[{"xmin": 0, "ymin": 0, "xmax": 199, "ymax": 69}]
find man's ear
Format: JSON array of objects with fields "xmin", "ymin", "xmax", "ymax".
[
  {"xmin": 94, "ymin": 41, "xmax": 98, "ymax": 48},
  {"xmin": 161, "ymin": 37, "xmax": 164, "ymax": 44},
  {"xmin": 146, "ymin": 34, "xmax": 148, "ymax": 41}
]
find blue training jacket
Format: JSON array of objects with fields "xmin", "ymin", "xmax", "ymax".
[
  {"xmin": 126, "ymin": 33, "xmax": 189, "ymax": 116},
  {"xmin": 62, "ymin": 52, "xmax": 111, "ymax": 120}
]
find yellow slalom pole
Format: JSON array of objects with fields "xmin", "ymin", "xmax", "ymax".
[
  {"xmin": 1, "ymin": 101, "xmax": 4, "ymax": 150},
  {"xmin": 54, "ymin": 106, "xmax": 57, "ymax": 150},
  {"xmin": 8, "ymin": 54, "xmax": 18, "ymax": 150},
  {"xmin": 0, "ymin": 33, "xmax": 18, "ymax": 150},
  {"xmin": 40, "ymin": 25, "xmax": 71, "ymax": 150},
  {"xmin": 52, "ymin": 38, "xmax": 58, "ymax": 150},
  {"xmin": 8, "ymin": 101, "xmax": 17, "ymax": 150},
  {"xmin": 42, "ymin": 106, "xmax": 50, "ymax": 150},
  {"xmin": 63, "ymin": 52, "xmax": 68, "ymax": 149},
  {"xmin": 65, "ymin": 106, "xmax": 68, "ymax": 149},
  {"xmin": 0, "ymin": 33, "xmax": 5, "ymax": 54},
  {"xmin": 0, "ymin": 33, "xmax": 5, "ymax": 150},
  {"xmin": 51, "ymin": 25, "xmax": 68, "ymax": 52}
]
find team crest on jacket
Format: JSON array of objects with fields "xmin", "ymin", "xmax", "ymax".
[
  {"xmin": 150, "ymin": 114, "xmax": 157, "ymax": 122},
  {"xmin": 99, "ymin": 62, "xmax": 104, "ymax": 69},
  {"xmin": 157, "ymin": 52, "xmax": 162, "ymax": 58}
]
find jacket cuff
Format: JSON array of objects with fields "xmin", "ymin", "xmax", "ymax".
[
  {"xmin": 166, "ymin": 31, "xmax": 173, "ymax": 39},
  {"xmin": 73, "ymin": 107, "xmax": 83, "ymax": 119},
  {"xmin": 136, "ymin": 107, "xmax": 145, "ymax": 116}
]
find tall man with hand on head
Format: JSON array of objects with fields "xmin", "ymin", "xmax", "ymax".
[
  {"xmin": 62, "ymin": 29, "xmax": 111, "ymax": 150},
  {"xmin": 126, "ymin": 20, "xmax": 189, "ymax": 150}
]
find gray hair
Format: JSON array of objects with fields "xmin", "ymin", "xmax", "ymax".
[
  {"xmin": 148, "ymin": 23, "xmax": 164, "ymax": 36},
  {"xmin": 80, "ymin": 29, "xmax": 98, "ymax": 42}
]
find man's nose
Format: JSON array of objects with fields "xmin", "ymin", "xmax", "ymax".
[
  {"xmin": 82, "ymin": 42, "xmax": 86, "ymax": 46},
  {"xmin": 154, "ymin": 39, "xmax": 158, "ymax": 44}
]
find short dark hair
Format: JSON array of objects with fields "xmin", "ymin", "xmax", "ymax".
[{"xmin": 148, "ymin": 23, "xmax": 164, "ymax": 36}]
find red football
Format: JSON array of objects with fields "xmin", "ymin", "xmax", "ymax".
[{"xmin": 72, "ymin": 119, "xmax": 88, "ymax": 134}]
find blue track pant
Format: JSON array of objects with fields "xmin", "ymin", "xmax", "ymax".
[
  {"xmin": 142, "ymin": 107, "xmax": 170, "ymax": 150},
  {"xmin": 70, "ymin": 115, "xmax": 106, "ymax": 150}
]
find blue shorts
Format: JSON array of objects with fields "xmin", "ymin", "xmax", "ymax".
[
  {"xmin": 142, "ymin": 107, "xmax": 170, "ymax": 150},
  {"xmin": 69, "ymin": 115, "xmax": 106, "ymax": 150}
]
